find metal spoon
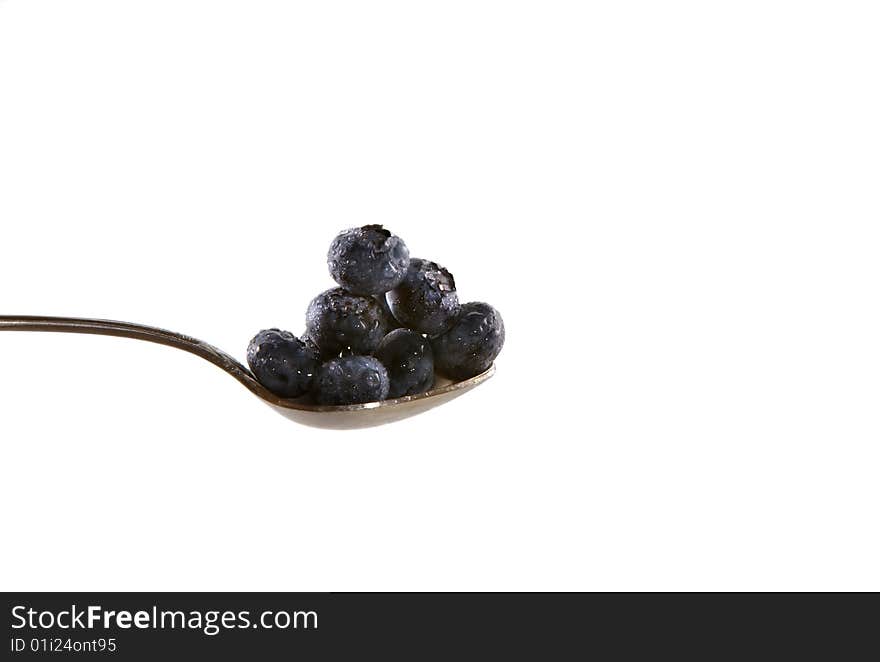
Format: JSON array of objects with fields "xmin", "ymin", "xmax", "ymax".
[{"xmin": 0, "ymin": 315, "xmax": 494, "ymax": 429}]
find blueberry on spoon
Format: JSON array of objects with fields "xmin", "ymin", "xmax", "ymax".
[
  {"xmin": 386, "ymin": 258, "xmax": 460, "ymax": 335},
  {"xmin": 305, "ymin": 288, "xmax": 390, "ymax": 358},
  {"xmin": 430, "ymin": 302, "xmax": 505, "ymax": 380},
  {"xmin": 247, "ymin": 329, "xmax": 320, "ymax": 398},
  {"xmin": 374, "ymin": 328, "xmax": 435, "ymax": 398},
  {"xmin": 328, "ymin": 225, "xmax": 410, "ymax": 295},
  {"xmin": 312, "ymin": 355, "xmax": 390, "ymax": 405}
]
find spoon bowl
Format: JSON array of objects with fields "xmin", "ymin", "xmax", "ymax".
[
  {"xmin": 0, "ymin": 315, "xmax": 494, "ymax": 428},
  {"xmin": 270, "ymin": 366, "xmax": 494, "ymax": 429}
]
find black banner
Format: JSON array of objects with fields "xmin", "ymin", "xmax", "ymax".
[{"xmin": 2, "ymin": 593, "xmax": 876, "ymax": 659}]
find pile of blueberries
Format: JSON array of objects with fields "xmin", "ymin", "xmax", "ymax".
[{"xmin": 246, "ymin": 225, "xmax": 505, "ymax": 406}]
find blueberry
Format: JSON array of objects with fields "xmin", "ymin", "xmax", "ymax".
[
  {"xmin": 328, "ymin": 225, "xmax": 410, "ymax": 295},
  {"xmin": 305, "ymin": 287, "xmax": 390, "ymax": 358},
  {"xmin": 312, "ymin": 355, "xmax": 390, "ymax": 405},
  {"xmin": 247, "ymin": 329, "xmax": 320, "ymax": 398},
  {"xmin": 430, "ymin": 302, "xmax": 505, "ymax": 380},
  {"xmin": 374, "ymin": 329, "xmax": 435, "ymax": 398},
  {"xmin": 386, "ymin": 258, "xmax": 460, "ymax": 335}
]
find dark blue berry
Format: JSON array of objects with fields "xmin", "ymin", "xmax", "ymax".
[
  {"xmin": 430, "ymin": 302, "xmax": 504, "ymax": 380},
  {"xmin": 305, "ymin": 288, "xmax": 389, "ymax": 358},
  {"xmin": 374, "ymin": 329, "xmax": 435, "ymax": 398},
  {"xmin": 312, "ymin": 355, "xmax": 390, "ymax": 405},
  {"xmin": 247, "ymin": 329, "xmax": 320, "ymax": 398},
  {"xmin": 328, "ymin": 225, "xmax": 410, "ymax": 295},
  {"xmin": 386, "ymin": 258, "xmax": 460, "ymax": 335}
]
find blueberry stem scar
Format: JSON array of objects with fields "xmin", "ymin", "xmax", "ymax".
[{"xmin": 0, "ymin": 315, "xmax": 494, "ymax": 414}]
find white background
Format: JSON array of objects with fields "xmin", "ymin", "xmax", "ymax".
[{"xmin": 1, "ymin": 1, "xmax": 878, "ymax": 591}]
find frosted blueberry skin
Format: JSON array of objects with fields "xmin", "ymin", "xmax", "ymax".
[
  {"xmin": 312, "ymin": 355, "xmax": 390, "ymax": 405},
  {"xmin": 305, "ymin": 288, "xmax": 390, "ymax": 358},
  {"xmin": 374, "ymin": 328, "xmax": 435, "ymax": 398},
  {"xmin": 328, "ymin": 225, "xmax": 410, "ymax": 295},
  {"xmin": 386, "ymin": 258, "xmax": 461, "ymax": 335},
  {"xmin": 430, "ymin": 302, "xmax": 505, "ymax": 380},
  {"xmin": 246, "ymin": 329, "xmax": 320, "ymax": 398}
]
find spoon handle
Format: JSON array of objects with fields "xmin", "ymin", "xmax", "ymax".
[{"xmin": 0, "ymin": 314, "xmax": 281, "ymax": 403}]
